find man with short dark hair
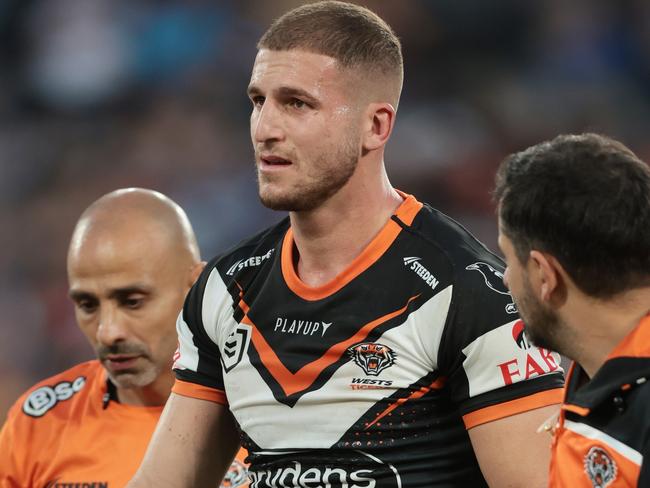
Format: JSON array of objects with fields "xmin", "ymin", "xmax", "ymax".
[
  {"xmin": 130, "ymin": 3, "xmax": 563, "ymax": 487},
  {"xmin": 494, "ymin": 133, "xmax": 650, "ymax": 486},
  {"xmin": 0, "ymin": 188, "xmax": 249, "ymax": 488}
]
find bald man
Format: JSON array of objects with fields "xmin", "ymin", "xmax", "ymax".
[{"xmin": 0, "ymin": 188, "xmax": 249, "ymax": 488}]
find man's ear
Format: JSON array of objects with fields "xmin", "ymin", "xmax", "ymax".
[
  {"xmin": 528, "ymin": 251, "xmax": 564, "ymax": 303},
  {"xmin": 188, "ymin": 261, "xmax": 207, "ymax": 287},
  {"xmin": 361, "ymin": 102, "xmax": 396, "ymax": 152}
]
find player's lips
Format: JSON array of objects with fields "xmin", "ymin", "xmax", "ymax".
[
  {"xmin": 259, "ymin": 154, "xmax": 293, "ymax": 171},
  {"xmin": 104, "ymin": 355, "xmax": 142, "ymax": 371}
]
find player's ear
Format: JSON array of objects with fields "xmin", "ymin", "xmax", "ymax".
[
  {"xmin": 529, "ymin": 251, "xmax": 563, "ymax": 303},
  {"xmin": 188, "ymin": 261, "xmax": 207, "ymax": 287},
  {"xmin": 361, "ymin": 102, "xmax": 396, "ymax": 152}
]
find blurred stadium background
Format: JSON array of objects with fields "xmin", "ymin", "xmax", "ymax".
[{"xmin": 2, "ymin": 0, "xmax": 650, "ymax": 419}]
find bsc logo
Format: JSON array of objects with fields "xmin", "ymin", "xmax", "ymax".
[
  {"xmin": 23, "ymin": 376, "xmax": 86, "ymax": 418},
  {"xmin": 584, "ymin": 446, "xmax": 617, "ymax": 488},
  {"xmin": 348, "ymin": 343, "xmax": 396, "ymax": 376}
]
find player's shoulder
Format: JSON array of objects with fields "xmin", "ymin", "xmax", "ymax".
[
  {"xmin": 408, "ymin": 201, "xmax": 516, "ymax": 317},
  {"xmin": 198, "ymin": 217, "xmax": 289, "ymax": 288},
  {"xmin": 9, "ymin": 360, "xmax": 101, "ymax": 421},
  {"xmin": 410, "ymin": 202, "xmax": 506, "ymax": 275}
]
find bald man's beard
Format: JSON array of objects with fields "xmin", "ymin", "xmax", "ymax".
[
  {"xmin": 257, "ymin": 133, "xmax": 359, "ymax": 212},
  {"xmin": 96, "ymin": 342, "xmax": 162, "ymax": 389}
]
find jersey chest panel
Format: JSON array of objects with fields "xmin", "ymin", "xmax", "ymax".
[{"xmin": 222, "ymin": 286, "xmax": 453, "ymax": 449}]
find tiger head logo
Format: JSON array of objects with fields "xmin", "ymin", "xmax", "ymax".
[
  {"xmin": 221, "ymin": 458, "xmax": 249, "ymax": 487},
  {"xmin": 348, "ymin": 342, "xmax": 396, "ymax": 376},
  {"xmin": 584, "ymin": 446, "xmax": 617, "ymax": 488}
]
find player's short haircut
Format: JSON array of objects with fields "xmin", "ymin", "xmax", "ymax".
[
  {"xmin": 258, "ymin": 1, "xmax": 403, "ymax": 85},
  {"xmin": 495, "ymin": 133, "xmax": 650, "ymax": 298}
]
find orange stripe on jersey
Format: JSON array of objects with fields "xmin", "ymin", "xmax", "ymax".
[
  {"xmin": 394, "ymin": 190, "xmax": 422, "ymax": 225},
  {"xmin": 241, "ymin": 294, "xmax": 420, "ymax": 397},
  {"xmin": 365, "ymin": 377, "xmax": 446, "ymax": 429},
  {"xmin": 462, "ymin": 388, "xmax": 563, "ymax": 429},
  {"xmin": 281, "ymin": 194, "xmax": 423, "ymax": 301},
  {"xmin": 551, "ymin": 422, "xmax": 641, "ymax": 487},
  {"xmin": 172, "ymin": 379, "xmax": 228, "ymax": 405},
  {"xmin": 562, "ymin": 403, "xmax": 591, "ymax": 417}
]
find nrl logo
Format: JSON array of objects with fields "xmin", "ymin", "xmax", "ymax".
[
  {"xmin": 584, "ymin": 446, "xmax": 617, "ymax": 488},
  {"xmin": 221, "ymin": 324, "xmax": 252, "ymax": 373},
  {"xmin": 348, "ymin": 342, "xmax": 396, "ymax": 376}
]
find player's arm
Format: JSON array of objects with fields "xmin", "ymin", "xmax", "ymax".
[
  {"xmin": 127, "ymin": 392, "xmax": 240, "ymax": 487},
  {"xmin": 467, "ymin": 403, "xmax": 559, "ymax": 488},
  {"xmin": 439, "ymin": 254, "xmax": 564, "ymax": 487}
]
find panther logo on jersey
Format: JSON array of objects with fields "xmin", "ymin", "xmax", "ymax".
[
  {"xmin": 466, "ymin": 262, "xmax": 518, "ymax": 314},
  {"xmin": 584, "ymin": 446, "xmax": 617, "ymax": 488},
  {"xmin": 221, "ymin": 458, "xmax": 249, "ymax": 487},
  {"xmin": 348, "ymin": 343, "xmax": 396, "ymax": 376}
]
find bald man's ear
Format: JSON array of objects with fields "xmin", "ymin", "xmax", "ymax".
[
  {"xmin": 188, "ymin": 261, "xmax": 207, "ymax": 287},
  {"xmin": 361, "ymin": 102, "xmax": 396, "ymax": 152}
]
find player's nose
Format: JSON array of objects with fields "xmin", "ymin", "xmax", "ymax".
[{"xmin": 252, "ymin": 102, "xmax": 285, "ymax": 144}]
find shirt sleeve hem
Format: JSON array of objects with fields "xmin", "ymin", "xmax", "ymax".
[
  {"xmin": 462, "ymin": 387, "xmax": 563, "ymax": 429},
  {"xmin": 172, "ymin": 379, "xmax": 228, "ymax": 405}
]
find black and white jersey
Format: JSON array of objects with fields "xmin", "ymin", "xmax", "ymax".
[{"xmin": 173, "ymin": 193, "xmax": 564, "ymax": 487}]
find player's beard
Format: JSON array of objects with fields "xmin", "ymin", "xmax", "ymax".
[
  {"xmin": 257, "ymin": 130, "xmax": 359, "ymax": 212},
  {"xmin": 515, "ymin": 278, "xmax": 564, "ymax": 354}
]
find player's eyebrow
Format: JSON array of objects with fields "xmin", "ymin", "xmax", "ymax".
[
  {"xmin": 275, "ymin": 86, "xmax": 320, "ymax": 106},
  {"xmin": 247, "ymin": 84, "xmax": 320, "ymax": 107}
]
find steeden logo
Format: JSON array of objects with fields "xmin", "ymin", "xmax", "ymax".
[
  {"xmin": 226, "ymin": 249, "xmax": 274, "ymax": 276},
  {"xmin": 403, "ymin": 257, "xmax": 439, "ymax": 291},
  {"xmin": 45, "ymin": 480, "xmax": 107, "ymax": 488}
]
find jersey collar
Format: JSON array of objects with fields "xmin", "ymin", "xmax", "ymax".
[
  {"xmin": 563, "ymin": 314, "xmax": 650, "ymax": 415},
  {"xmin": 280, "ymin": 191, "xmax": 422, "ymax": 301}
]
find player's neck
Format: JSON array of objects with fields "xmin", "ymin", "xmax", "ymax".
[
  {"xmin": 568, "ymin": 286, "xmax": 650, "ymax": 379},
  {"xmin": 289, "ymin": 168, "xmax": 402, "ymax": 288},
  {"xmin": 116, "ymin": 371, "xmax": 174, "ymax": 407}
]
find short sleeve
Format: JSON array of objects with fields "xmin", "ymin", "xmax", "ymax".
[
  {"xmin": 437, "ymin": 257, "xmax": 564, "ymax": 429},
  {"xmin": 172, "ymin": 264, "xmax": 228, "ymax": 405}
]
